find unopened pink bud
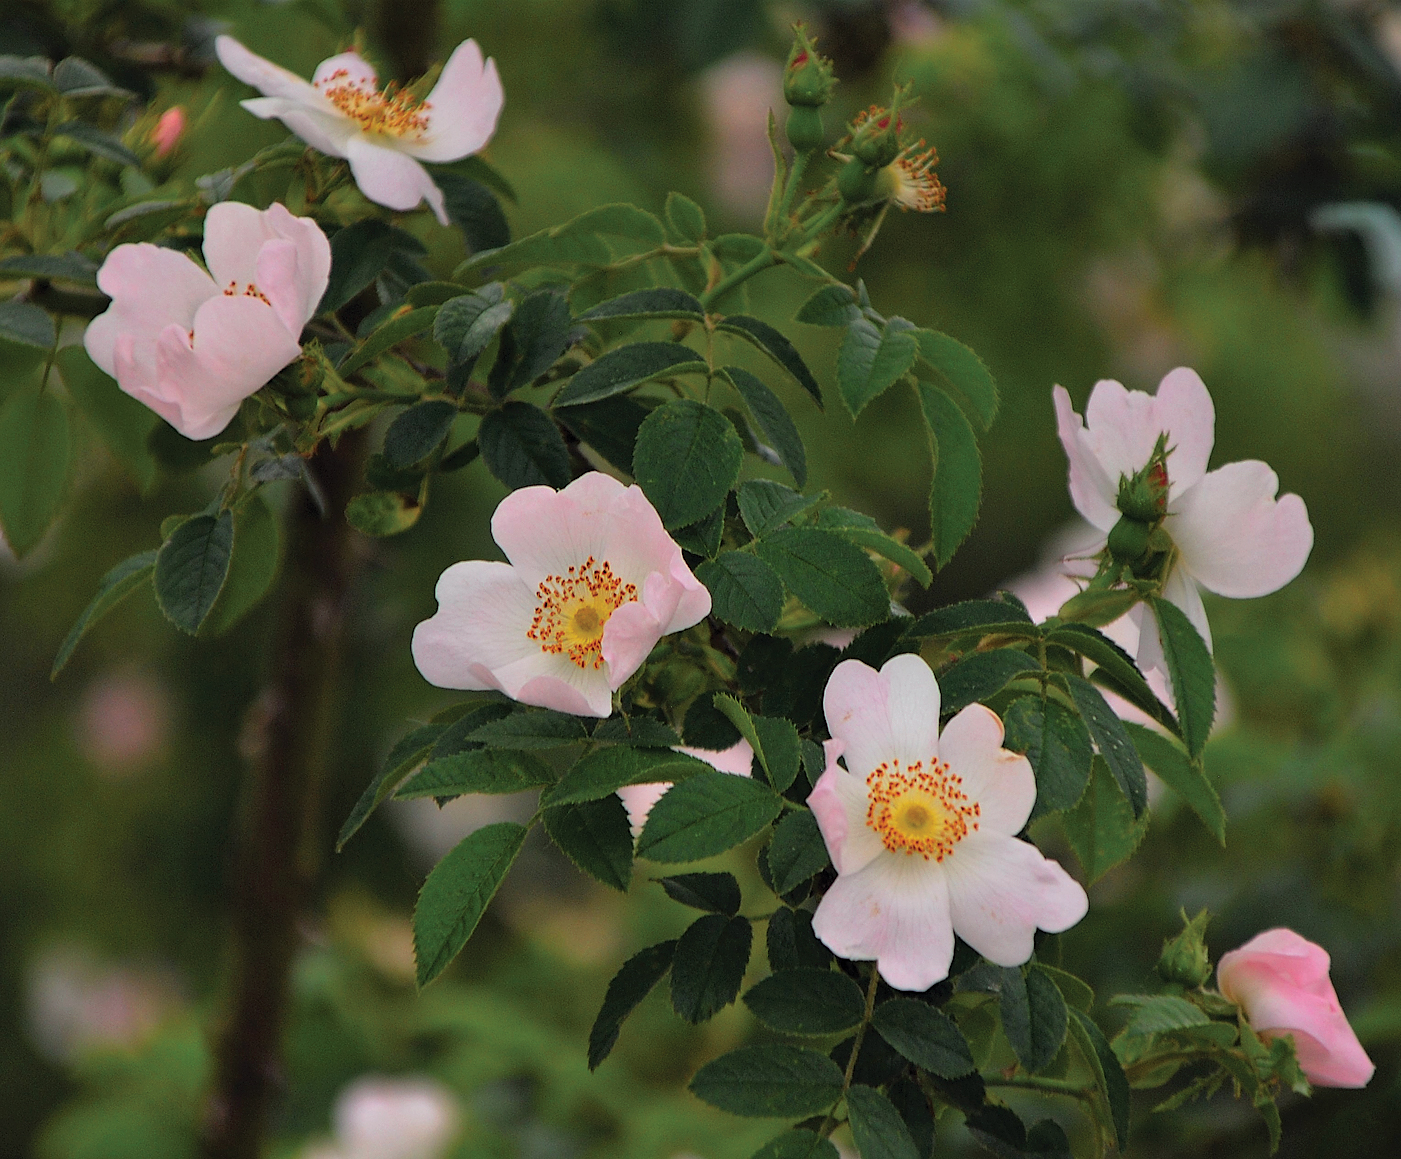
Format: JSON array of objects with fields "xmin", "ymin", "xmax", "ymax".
[{"xmin": 151, "ymin": 107, "xmax": 186, "ymax": 157}]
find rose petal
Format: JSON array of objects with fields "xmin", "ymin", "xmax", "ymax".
[
  {"xmin": 402, "ymin": 39, "xmax": 504, "ymax": 163},
  {"xmin": 808, "ymin": 760, "xmax": 883, "ymax": 877},
  {"xmin": 823, "ymin": 655, "xmax": 941, "ymax": 780},
  {"xmin": 216, "ymin": 36, "xmax": 323, "ymax": 104},
  {"xmin": 936, "ymin": 704, "xmax": 1035, "ymax": 836},
  {"xmin": 344, "ymin": 136, "xmax": 448, "ymax": 224},
  {"xmin": 238, "ymin": 97, "xmax": 354, "ymax": 158},
  {"xmin": 1053, "ymin": 385, "xmax": 1120, "ymax": 532}
]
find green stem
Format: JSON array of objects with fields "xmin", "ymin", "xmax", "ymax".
[
  {"xmin": 795, "ymin": 202, "xmax": 845, "ymax": 251},
  {"xmin": 699, "ymin": 245, "xmax": 777, "ymax": 309},
  {"xmin": 982, "ymin": 1074, "xmax": 1093, "ymax": 1098},
  {"xmin": 819, "ymin": 965, "xmax": 882, "ymax": 1139},
  {"xmin": 771, "ymin": 150, "xmax": 812, "ymax": 240}
]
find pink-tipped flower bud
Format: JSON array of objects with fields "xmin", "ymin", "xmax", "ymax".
[
  {"xmin": 784, "ymin": 25, "xmax": 837, "ymax": 108},
  {"xmin": 151, "ymin": 107, "xmax": 186, "ymax": 157}
]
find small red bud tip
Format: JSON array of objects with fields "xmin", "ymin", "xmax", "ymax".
[
  {"xmin": 877, "ymin": 115, "xmax": 891, "ymax": 129},
  {"xmin": 791, "ymin": 50, "xmax": 809, "ymax": 68}
]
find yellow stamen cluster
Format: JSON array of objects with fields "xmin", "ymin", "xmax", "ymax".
[
  {"xmin": 866, "ymin": 757, "xmax": 979, "ymax": 860},
  {"xmin": 317, "ymin": 67, "xmax": 430, "ymax": 138},
  {"xmin": 886, "ymin": 145, "xmax": 946, "ymax": 213},
  {"xmin": 222, "ymin": 280, "xmax": 271, "ymax": 305},
  {"xmin": 528, "ymin": 556, "xmax": 637, "ymax": 670}
]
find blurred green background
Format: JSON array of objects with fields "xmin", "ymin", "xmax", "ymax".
[{"xmin": 4, "ymin": 0, "xmax": 1401, "ymax": 1155}]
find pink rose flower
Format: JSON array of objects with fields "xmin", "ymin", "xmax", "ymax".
[
  {"xmin": 809, "ymin": 655, "xmax": 1088, "ymax": 991},
  {"xmin": 150, "ymin": 107, "xmax": 186, "ymax": 157},
  {"xmin": 1218, "ymin": 928, "xmax": 1375, "ymax": 1088},
  {"xmin": 412, "ymin": 472, "xmax": 711, "ymax": 718},
  {"xmin": 1053, "ymin": 368, "xmax": 1313, "ymax": 667},
  {"xmin": 617, "ymin": 739, "xmax": 755, "ymax": 838},
  {"xmin": 329, "ymin": 1075, "xmax": 459, "ymax": 1159},
  {"xmin": 84, "ymin": 201, "xmax": 330, "ymax": 440},
  {"xmin": 215, "ymin": 36, "xmax": 503, "ymax": 225}
]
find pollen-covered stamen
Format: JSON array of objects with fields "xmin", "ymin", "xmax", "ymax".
[
  {"xmin": 528, "ymin": 556, "xmax": 638, "ymax": 670},
  {"xmin": 887, "ymin": 144, "xmax": 946, "ymax": 213},
  {"xmin": 222, "ymin": 279, "xmax": 271, "ymax": 305},
  {"xmin": 865, "ymin": 757, "xmax": 980, "ymax": 860},
  {"xmin": 315, "ymin": 66, "xmax": 431, "ymax": 138}
]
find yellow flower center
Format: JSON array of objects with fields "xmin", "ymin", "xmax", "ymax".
[
  {"xmin": 866, "ymin": 758, "xmax": 980, "ymax": 860},
  {"xmin": 316, "ymin": 68, "xmax": 430, "ymax": 138},
  {"xmin": 528, "ymin": 556, "xmax": 638, "ymax": 670}
]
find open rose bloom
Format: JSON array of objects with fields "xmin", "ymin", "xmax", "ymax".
[
  {"xmin": 1219, "ymin": 928, "xmax": 1375, "ymax": 1089},
  {"xmin": 412, "ymin": 473, "xmax": 711, "ymax": 718},
  {"xmin": 617, "ymin": 739, "xmax": 754, "ymax": 838},
  {"xmin": 809, "ymin": 655, "xmax": 1088, "ymax": 990},
  {"xmin": 1053, "ymin": 368, "xmax": 1313, "ymax": 664},
  {"xmin": 84, "ymin": 201, "xmax": 330, "ymax": 440},
  {"xmin": 216, "ymin": 36, "xmax": 503, "ymax": 225}
]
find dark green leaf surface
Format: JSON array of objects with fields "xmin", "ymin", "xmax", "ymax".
[
  {"xmin": 737, "ymin": 480, "xmax": 821, "ymax": 536},
  {"xmin": 199, "ymin": 496, "xmax": 280, "ymax": 638},
  {"xmin": 497, "ymin": 289, "xmax": 573, "ymax": 393},
  {"xmin": 939, "ymin": 650, "xmax": 1040, "ymax": 717},
  {"xmin": 434, "ymin": 172, "xmax": 511, "ymax": 252},
  {"xmin": 555, "ymin": 341, "xmax": 706, "ymax": 407},
  {"xmin": 54, "ymin": 120, "xmax": 140, "ymax": 167},
  {"xmin": 796, "ymin": 284, "xmax": 860, "ymax": 327},
  {"xmin": 633, "ymin": 399, "xmax": 743, "ymax": 528},
  {"xmin": 671, "ymin": 914, "xmax": 752, "ymax": 1022},
  {"xmin": 51, "ymin": 550, "xmax": 156, "ymax": 679},
  {"xmin": 665, "ymin": 191, "xmax": 708, "ymax": 243},
  {"xmin": 396, "ymin": 749, "xmax": 555, "ymax": 797},
  {"xmin": 576, "ymin": 288, "xmax": 704, "ymax": 322},
  {"xmin": 1065, "ymin": 675, "xmax": 1148, "ymax": 816},
  {"xmin": 655, "ymin": 871, "xmax": 738, "ymax": 914},
  {"xmin": 339, "ymin": 306, "xmax": 437, "ymax": 375},
  {"xmin": 345, "ymin": 490, "xmax": 421, "ymax": 537},
  {"xmin": 909, "ymin": 598, "xmax": 1033, "ymax": 638},
  {"xmin": 413, "ymin": 821, "xmax": 527, "ymax": 986},
  {"xmin": 554, "ymin": 394, "xmax": 649, "ymax": 474},
  {"xmin": 1150, "ymin": 597, "xmax": 1216, "ymax": 758},
  {"xmin": 1047, "ymin": 622, "xmax": 1177, "ymax": 735},
  {"xmin": 743, "ymin": 969, "xmax": 864, "ymax": 1035},
  {"xmin": 545, "ymin": 746, "xmax": 710, "ymax": 807},
  {"xmin": 1124, "ymin": 722, "xmax": 1225, "ymax": 843},
  {"xmin": 1068, "ymin": 1008, "xmax": 1130, "ymax": 1150},
  {"xmin": 383, "ymin": 399, "xmax": 458, "ymax": 467},
  {"xmin": 756, "ymin": 528, "xmax": 888, "ymax": 628},
  {"xmin": 337, "ymin": 724, "xmax": 444, "ymax": 850},
  {"xmin": 0, "ymin": 382, "xmax": 70, "ymax": 557},
  {"xmin": 0, "ymin": 251, "xmax": 97, "ymax": 284},
  {"xmin": 543, "ymin": 796, "xmax": 634, "ymax": 892},
  {"xmin": 320, "ymin": 219, "xmax": 395, "ymax": 314},
  {"xmin": 1002, "ymin": 697, "xmax": 1093, "ymax": 816},
  {"xmin": 871, "ymin": 998, "xmax": 975, "ymax": 1078},
  {"xmin": 470, "ymin": 708, "xmax": 590, "ymax": 748},
  {"xmin": 696, "ymin": 552, "xmax": 786, "ymax": 632},
  {"xmin": 912, "ymin": 329, "xmax": 998, "ymax": 430},
  {"xmin": 767, "ymin": 810, "xmax": 831, "ymax": 894},
  {"xmin": 1061, "ymin": 756, "xmax": 1149, "ymax": 884},
  {"xmin": 689, "ymin": 1044, "xmax": 845, "ymax": 1117},
  {"xmin": 837, "ymin": 316, "xmax": 918, "ymax": 418},
  {"xmin": 916, "ymin": 381, "xmax": 982, "ymax": 569},
  {"xmin": 588, "ymin": 940, "xmax": 676, "ymax": 1069},
  {"xmin": 717, "ymin": 315, "xmax": 823, "ymax": 408},
  {"xmin": 1000, "ymin": 966, "xmax": 1068, "ymax": 1073},
  {"xmin": 636, "ymin": 771, "xmax": 783, "ymax": 863},
  {"xmin": 767, "ymin": 907, "xmax": 834, "ymax": 972},
  {"xmin": 846, "ymin": 1085, "xmax": 920, "ymax": 1159},
  {"xmin": 749, "ymin": 1130, "xmax": 840, "ymax": 1159},
  {"xmin": 0, "ymin": 300, "xmax": 56, "ymax": 348},
  {"xmin": 723, "ymin": 366, "xmax": 808, "ymax": 486},
  {"xmin": 154, "ymin": 512, "xmax": 234, "ymax": 635},
  {"xmin": 56, "ymin": 346, "xmax": 158, "ymax": 492},
  {"xmin": 479, "ymin": 401, "xmax": 571, "ymax": 489}
]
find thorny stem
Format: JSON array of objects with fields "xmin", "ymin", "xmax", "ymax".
[
  {"xmin": 199, "ymin": 433, "xmax": 366, "ymax": 1159},
  {"xmin": 818, "ymin": 964, "xmax": 883, "ymax": 1140}
]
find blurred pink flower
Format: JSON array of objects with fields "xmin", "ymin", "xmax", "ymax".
[
  {"xmin": 150, "ymin": 107, "xmax": 186, "ymax": 156},
  {"xmin": 84, "ymin": 201, "xmax": 330, "ymax": 439},
  {"xmin": 216, "ymin": 36, "xmax": 502, "ymax": 225},
  {"xmin": 809, "ymin": 655, "xmax": 1086, "ymax": 991},
  {"xmin": 76, "ymin": 669, "xmax": 171, "ymax": 776},
  {"xmin": 700, "ymin": 53, "xmax": 784, "ymax": 220},
  {"xmin": 308, "ymin": 1076, "xmax": 460, "ymax": 1159},
  {"xmin": 27, "ymin": 947, "xmax": 181, "ymax": 1062},
  {"xmin": 617, "ymin": 739, "xmax": 754, "ymax": 838},
  {"xmin": 1218, "ymin": 928, "xmax": 1374, "ymax": 1088},
  {"xmin": 412, "ymin": 472, "xmax": 710, "ymax": 718}
]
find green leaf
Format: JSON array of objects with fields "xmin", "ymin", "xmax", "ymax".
[
  {"xmin": 51, "ymin": 550, "xmax": 156, "ymax": 679},
  {"xmin": 722, "ymin": 366, "xmax": 807, "ymax": 487},
  {"xmin": 658, "ymin": 871, "xmax": 741, "ymax": 914},
  {"xmin": 1123, "ymin": 723, "xmax": 1225, "ymax": 843},
  {"xmin": 1002, "ymin": 697, "xmax": 1093, "ymax": 817},
  {"xmin": 345, "ymin": 490, "xmax": 421, "ymax": 537},
  {"xmin": 413, "ymin": 821, "xmax": 528, "ymax": 987},
  {"xmin": 433, "ymin": 172, "xmax": 510, "ymax": 252},
  {"xmin": 1000, "ymin": 966, "xmax": 1068, "ymax": 1073},
  {"xmin": 200, "ymin": 495, "xmax": 281, "ymax": 637},
  {"xmin": 320, "ymin": 219, "xmax": 395, "ymax": 314},
  {"xmin": 465, "ymin": 202, "xmax": 666, "ymax": 271},
  {"xmin": 671, "ymin": 914, "xmax": 752, "ymax": 1022},
  {"xmin": 53, "ymin": 120, "xmax": 140, "ymax": 167},
  {"xmin": 554, "ymin": 341, "xmax": 706, "ymax": 407},
  {"xmin": 689, "ymin": 1044, "xmax": 845, "ymax": 1117},
  {"xmin": 737, "ymin": 480, "xmax": 821, "ymax": 536},
  {"xmin": 433, "ymin": 285, "xmax": 509, "ymax": 359},
  {"xmin": 336, "ymin": 723, "xmax": 444, "ymax": 850},
  {"xmin": 576, "ymin": 288, "xmax": 704, "ymax": 322},
  {"xmin": 0, "ymin": 380, "xmax": 71, "ymax": 556},
  {"xmin": 1047, "ymin": 622, "xmax": 1178, "ymax": 735},
  {"xmin": 588, "ymin": 940, "xmax": 677, "ymax": 1069},
  {"xmin": 429, "ymin": 702, "xmax": 514, "ymax": 759},
  {"xmin": 716, "ymin": 316, "xmax": 823, "ymax": 408},
  {"xmin": 0, "ymin": 55, "xmax": 54, "ymax": 90},
  {"xmin": 397, "ymin": 749, "xmax": 555, "ymax": 797},
  {"xmin": 767, "ymin": 907, "xmax": 833, "ymax": 972},
  {"xmin": 837, "ymin": 316, "xmax": 918, "ymax": 418},
  {"xmin": 750, "ymin": 1131, "xmax": 840, "ymax": 1159},
  {"xmin": 756, "ymin": 527, "xmax": 889, "ymax": 628},
  {"xmin": 0, "ymin": 252, "xmax": 97, "ymax": 284},
  {"xmin": 636, "ymin": 771, "xmax": 783, "ymax": 862},
  {"xmin": 743, "ymin": 968, "xmax": 865, "ymax": 1035},
  {"xmin": 1064, "ymin": 675, "xmax": 1149, "ymax": 816},
  {"xmin": 796, "ymin": 284, "xmax": 860, "ymax": 327},
  {"xmin": 939, "ymin": 650, "xmax": 1040, "ymax": 717},
  {"xmin": 1109, "ymin": 993, "xmax": 1210, "ymax": 1038},
  {"xmin": 767, "ymin": 809, "xmax": 831, "ymax": 894},
  {"xmin": 470, "ymin": 709, "xmax": 590, "ymax": 748},
  {"xmin": 53, "ymin": 57, "xmax": 128, "ymax": 97},
  {"xmin": 55, "ymin": 346, "xmax": 157, "ymax": 492},
  {"xmin": 592, "ymin": 715, "xmax": 680, "ymax": 746},
  {"xmin": 915, "ymin": 381, "xmax": 982, "ymax": 569},
  {"xmin": 633, "ymin": 399, "xmax": 743, "ymax": 529},
  {"xmin": 908, "ymin": 598, "xmax": 1036, "ymax": 640},
  {"xmin": 846, "ymin": 1085, "xmax": 920, "ymax": 1159},
  {"xmin": 434, "ymin": 155, "xmax": 516, "ymax": 203},
  {"xmin": 1036, "ymin": 963, "xmax": 1094, "ymax": 1014},
  {"xmin": 479, "ymin": 401, "xmax": 571, "ymax": 489},
  {"xmin": 871, "ymin": 997, "xmax": 975, "ymax": 1078},
  {"xmin": 673, "ymin": 504, "xmax": 725, "ymax": 558},
  {"xmin": 406, "ymin": 281, "xmax": 467, "ymax": 307},
  {"xmin": 543, "ymin": 796, "xmax": 634, "ymax": 892},
  {"xmin": 492, "ymin": 289, "xmax": 573, "ymax": 395},
  {"xmin": 1067, "ymin": 1008, "xmax": 1131, "ymax": 1151},
  {"xmin": 665, "ymin": 191, "xmax": 708, "ymax": 243},
  {"xmin": 816, "ymin": 513, "xmax": 933, "ymax": 588},
  {"xmin": 339, "ymin": 307, "xmax": 437, "ymax": 376},
  {"xmin": 554, "ymin": 394, "xmax": 649, "ymax": 474},
  {"xmin": 545, "ymin": 746, "xmax": 710, "ymax": 807},
  {"xmin": 1149, "ymin": 597, "xmax": 1216, "ymax": 759},
  {"xmin": 912, "ymin": 329, "xmax": 998, "ymax": 430},
  {"xmin": 696, "ymin": 552, "xmax": 786, "ymax": 633},
  {"xmin": 154, "ymin": 511, "xmax": 234, "ymax": 634},
  {"xmin": 383, "ymin": 400, "xmax": 458, "ymax": 468},
  {"xmin": 710, "ymin": 694, "xmax": 798, "ymax": 790},
  {"xmin": 1061, "ymin": 756, "xmax": 1149, "ymax": 884},
  {"xmin": 1057, "ymin": 586, "xmax": 1141, "ymax": 629}
]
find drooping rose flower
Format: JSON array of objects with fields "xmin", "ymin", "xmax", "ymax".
[
  {"xmin": 84, "ymin": 201, "xmax": 330, "ymax": 440},
  {"xmin": 1053, "ymin": 368, "xmax": 1313, "ymax": 664},
  {"xmin": 412, "ymin": 473, "xmax": 711, "ymax": 718},
  {"xmin": 215, "ymin": 36, "xmax": 503, "ymax": 225},
  {"xmin": 617, "ymin": 739, "xmax": 755, "ymax": 838},
  {"xmin": 1218, "ymin": 928, "xmax": 1375, "ymax": 1089},
  {"xmin": 150, "ymin": 107, "xmax": 186, "ymax": 157},
  {"xmin": 809, "ymin": 655, "xmax": 1087, "ymax": 991}
]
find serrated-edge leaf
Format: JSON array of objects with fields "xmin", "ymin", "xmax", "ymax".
[
  {"xmin": 837, "ymin": 316, "xmax": 918, "ymax": 418},
  {"xmin": 689, "ymin": 1044, "xmax": 845, "ymax": 1118},
  {"xmin": 1065, "ymin": 674, "xmax": 1149, "ymax": 816},
  {"xmin": 696, "ymin": 552, "xmax": 786, "ymax": 633},
  {"xmin": 544, "ymin": 745, "xmax": 711, "ymax": 807},
  {"xmin": 743, "ymin": 969, "xmax": 865, "ymax": 1035},
  {"xmin": 635, "ymin": 771, "xmax": 783, "ymax": 863},
  {"xmin": 396, "ymin": 748, "xmax": 555, "ymax": 797},
  {"xmin": 339, "ymin": 306, "xmax": 438, "ymax": 375},
  {"xmin": 846, "ymin": 1084, "xmax": 920, "ymax": 1159},
  {"xmin": 1067, "ymin": 1008, "xmax": 1131, "ymax": 1150},
  {"xmin": 555, "ymin": 341, "xmax": 706, "ymax": 407},
  {"xmin": 153, "ymin": 511, "xmax": 234, "ymax": 634},
  {"xmin": 51, "ymin": 550, "xmax": 156, "ymax": 678},
  {"xmin": 795, "ymin": 284, "xmax": 860, "ymax": 327},
  {"xmin": 916, "ymin": 380, "xmax": 982, "ymax": 569},
  {"xmin": 938, "ymin": 649, "xmax": 1041, "ymax": 716},
  {"xmin": 1123, "ymin": 722, "xmax": 1225, "ymax": 844},
  {"xmin": 543, "ymin": 795, "xmax": 634, "ymax": 892},
  {"xmin": 767, "ymin": 809, "xmax": 830, "ymax": 894},
  {"xmin": 722, "ymin": 365, "xmax": 807, "ymax": 487},
  {"xmin": 670, "ymin": 913, "xmax": 753, "ymax": 1023},
  {"xmin": 1061, "ymin": 755, "xmax": 1149, "ymax": 884},
  {"xmin": 1149, "ymin": 597, "xmax": 1216, "ymax": 759},
  {"xmin": 912, "ymin": 328, "xmax": 998, "ymax": 430},
  {"xmin": 717, "ymin": 315, "xmax": 823, "ymax": 409},
  {"xmin": 755, "ymin": 527, "xmax": 889, "ymax": 629},
  {"xmin": 871, "ymin": 997, "xmax": 976, "ymax": 1078},
  {"xmin": 588, "ymin": 940, "xmax": 677, "ymax": 1069},
  {"xmin": 633, "ymin": 399, "xmax": 743, "ymax": 529},
  {"xmin": 576, "ymin": 287, "xmax": 704, "ymax": 322},
  {"xmin": 337, "ymin": 724, "xmax": 444, "ymax": 849}
]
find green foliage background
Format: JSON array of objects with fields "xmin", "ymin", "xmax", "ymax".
[{"xmin": 2, "ymin": 0, "xmax": 1400, "ymax": 1155}]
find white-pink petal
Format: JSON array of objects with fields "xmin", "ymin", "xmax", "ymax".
[
  {"xmin": 808, "ymin": 760, "xmax": 884, "ymax": 877},
  {"xmin": 215, "ymin": 35, "xmax": 322, "ymax": 104},
  {"xmin": 1053, "ymin": 384, "xmax": 1121, "ymax": 532},
  {"xmin": 403, "ymin": 40, "xmax": 505, "ymax": 163},
  {"xmin": 823, "ymin": 655, "xmax": 941, "ymax": 780},
  {"xmin": 935, "ymin": 704, "xmax": 1035, "ymax": 836},
  {"xmin": 345, "ymin": 136, "xmax": 449, "ymax": 225},
  {"xmin": 1167, "ymin": 460, "xmax": 1313, "ymax": 599}
]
